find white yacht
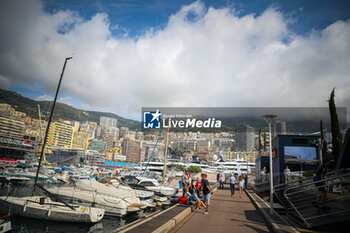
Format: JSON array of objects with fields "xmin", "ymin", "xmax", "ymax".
[
  {"xmin": 123, "ymin": 176, "xmax": 176, "ymax": 197},
  {"xmin": 217, "ymin": 159, "xmax": 253, "ymax": 174}
]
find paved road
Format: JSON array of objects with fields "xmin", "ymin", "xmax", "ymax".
[{"xmin": 172, "ymin": 186, "xmax": 270, "ymax": 233}]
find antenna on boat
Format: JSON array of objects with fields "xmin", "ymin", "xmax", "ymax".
[{"xmin": 32, "ymin": 57, "xmax": 73, "ymax": 195}]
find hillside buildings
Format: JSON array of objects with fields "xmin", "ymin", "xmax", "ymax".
[
  {"xmin": 0, "ymin": 116, "xmax": 25, "ymax": 139},
  {"xmin": 0, "ymin": 103, "xmax": 26, "ymax": 119},
  {"xmin": 0, "ymin": 101, "xmax": 289, "ymax": 164},
  {"xmin": 99, "ymin": 116, "xmax": 117, "ymax": 129}
]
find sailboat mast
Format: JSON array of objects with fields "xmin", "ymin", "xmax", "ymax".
[
  {"xmin": 32, "ymin": 57, "xmax": 72, "ymax": 195},
  {"xmin": 162, "ymin": 118, "xmax": 170, "ymax": 184},
  {"xmin": 37, "ymin": 104, "xmax": 45, "ymax": 162}
]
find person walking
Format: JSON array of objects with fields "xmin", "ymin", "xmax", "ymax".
[
  {"xmin": 183, "ymin": 170, "xmax": 191, "ymax": 185},
  {"xmin": 219, "ymin": 175, "xmax": 224, "ymax": 189},
  {"xmin": 244, "ymin": 175, "xmax": 248, "ymax": 190},
  {"xmin": 261, "ymin": 167, "xmax": 266, "ymax": 182},
  {"xmin": 229, "ymin": 174, "xmax": 236, "ymax": 196},
  {"xmin": 201, "ymin": 173, "xmax": 212, "ymax": 215},
  {"xmin": 314, "ymin": 160, "xmax": 330, "ymax": 210},
  {"xmin": 284, "ymin": 165, "xmax": 291, "ymax": 183},
  {"xmin": 238, "ymin": 175, "xmax": 244, "ymax": 198}
]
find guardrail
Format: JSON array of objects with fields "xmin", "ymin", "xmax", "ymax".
[{"xmin": 282, "ymin": 171, "xmax": 350, "ymax": 228}]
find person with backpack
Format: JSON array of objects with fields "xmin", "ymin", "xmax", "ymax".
[{"xmin": 201, "ymin": 173, "xmax": 212, "ymax": 215}]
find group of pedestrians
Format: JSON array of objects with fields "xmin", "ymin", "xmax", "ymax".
[
  {"xmin": 228, "ymin": 174, "xmax": 246, "ymax": 198},
  {"xmin": 181, "ymin": 172, "xmax": 212, "ymax": 215}
]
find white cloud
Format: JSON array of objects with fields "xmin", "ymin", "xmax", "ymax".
[
  {"xmin": 0, "ymin": 0, "xmax": 349, "ymax": 120},
  {"xmin": 57, "ymin": 96, "xmax": 72, "ymax": 106},
  {"xmin": 35, "ymin": 95, "xmax": 53, "ymax": 101}
]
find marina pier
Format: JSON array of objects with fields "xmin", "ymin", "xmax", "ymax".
[{"xmin": 117, "ymin": 184, "xmax": 297, "ymax": 233}]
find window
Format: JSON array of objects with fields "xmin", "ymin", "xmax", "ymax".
[
  {"xmin": 139, "ymin": 181, "xmax": 155, "ymax": 187},
  {"xmin": 292, "ymin": 138, "xmax": 308, "ymax": 145}
]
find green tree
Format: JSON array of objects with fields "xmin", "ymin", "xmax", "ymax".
[
  {"xmin": 320, "ymin": 120, "xmax": 329, "ymax": 161},
  {"xmin": 258, "ymin": 129, "xmax": 262, "ymax": 151},
  {"xmin": 328, "ymin": 88, "xmax": 343, "ymax": 165},
  {"xmin": 188, "ymin": 166, "xmax": 201, "ymax": 174}
]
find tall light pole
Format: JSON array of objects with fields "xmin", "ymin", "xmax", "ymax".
[{"xmin": 262, "ymin": 114, "xmax": 277, "ymax": 215}]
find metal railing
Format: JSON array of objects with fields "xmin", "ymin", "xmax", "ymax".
[
  {"xmin": 274, "ymin": 169, "xmax": 350, "ymax": 211},
  {"xmin": 282, "ymin": 171, "xmax": 350, "ymax": 228}
]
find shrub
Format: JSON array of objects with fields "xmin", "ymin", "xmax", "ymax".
[
  {"xmin": 188, "ymin": 165, "xmax": 201, "ymax": 174},
  {"xmin": 303, "ymin": 170, "xmax": 316, "ymax": 177}
]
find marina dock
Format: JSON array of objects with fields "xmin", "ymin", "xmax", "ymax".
[
  {"xmin": 117, "ymin": 185, "xmax": 271, "ymax": 233},
  {"xmin": 171, "ymin": 187, "xmax": 269, "ymax": 233}
]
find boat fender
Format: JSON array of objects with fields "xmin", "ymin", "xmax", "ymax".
[
  {"xmin": 23, "ymin": 204, "xmax": 27, "ymax": 213},
  {"xmin": 48, "ymin": 209, "xmax": 52, "ymax": 217}
]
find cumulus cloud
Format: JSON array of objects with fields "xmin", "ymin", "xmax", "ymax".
[
  {"xmin": 35, "ymin": 95, "xmax": 53, "ymax": 101},
  {"xmin": 0, "ymin": 0, "xmax": 349, "ymax": 119}
]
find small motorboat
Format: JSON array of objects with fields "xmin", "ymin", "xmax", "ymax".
[
  {"xmin": 0, "ymin": 196, "xmax": 104, "ymax": 223},
  {"xmin": 46, "ymin": 187, "xmax": 143, "ymax": 217}
]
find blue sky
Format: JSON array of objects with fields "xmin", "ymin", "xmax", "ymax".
[
  {"xmin": 42, "ymin": 0, "xmax": 350, "ymax": 37},
  {"xmin": 1, "ymin": 0, "xmax": 350, "ymax": 120}
]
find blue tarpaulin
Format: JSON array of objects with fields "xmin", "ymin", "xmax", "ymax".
[{"xmin": 104, "ymin": 160, "xmax": 138, "ymax": 167}]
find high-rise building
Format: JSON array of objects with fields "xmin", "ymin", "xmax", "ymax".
[
  {"xmin": 196, "ymin": 140, "xmax": 210, "ymax": 152},
  {"xmin": 72, "ymin": 131, "xmax": 89, "ymax": 150},
  {"xmin": 135, "ymin": 131, "xmax": 144, "ymax": 140},
  {"xmin": 102, "ymin": 127, "xmax": 119, "ymax": 148},
  {"xmin": 87, "ymin": 129, "xmax": 95, "ymax": 139},
  {"xmin": 90, "ymin": 139, "xmax": 108, "ymax": 152},
  {"xmin": 213, "ymin": 138, "xmax": 232, "ymax": 152},
  {"xmin": 0, "ymin": 116, "xmax": 25, "ymax": 139},
  {"xmin": 122, "ymin": 139, "xmax": 141, "ymax": 162},
  {"xmin": 47, "ymin": 121, "xmax": 73, "ymax": 149},
  {"xmin": 186, "ymin": 141, "xmax": 197, "ymax": 151},
  {"xmin": 119, "ymin": 127, "xmax": 129, "ymax": 139},
  {"xmin": 274, "ymin": 120, "xmax": 287, "ymax": 137},
  {"xmin": 99, "ymin": 116, "xmax": 117, "ymax": 129},
  {"xmin": 234, "ymin": 124, "xmax": 255, "ymax": 152},
  {"xmin": 128, "ymin": 131, "xmax": 136, "ymax": 140},
  {"xmin": 72, "ymin": 121, "xmax": 80, "ymax": 132}
]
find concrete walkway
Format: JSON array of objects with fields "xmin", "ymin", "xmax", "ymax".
[{"xmin": 171, "ymin": 186, "xmax": 270, "ymax": 233}]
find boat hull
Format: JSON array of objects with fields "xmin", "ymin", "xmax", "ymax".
[
  {"xmin": 47, "ymin": 187, "xmax": 138, "ymax": 217},
  {"xmin": 0, "ymin": 196, "xmax": 104, "ymax": 223}
]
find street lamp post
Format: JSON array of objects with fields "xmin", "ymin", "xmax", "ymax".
[{"xmin": 262, "ymin": 114, "xmax": 277, "ymax": 215}]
